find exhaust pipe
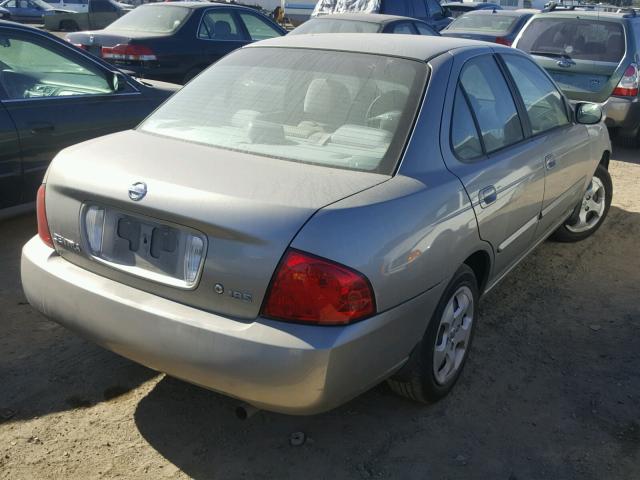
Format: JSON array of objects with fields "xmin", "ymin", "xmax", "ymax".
[{"xmin": 235, "ymin": 403, "xmax": 260, "ymax": 420}]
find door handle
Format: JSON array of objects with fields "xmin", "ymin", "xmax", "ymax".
[
  {"xmin": 29, "ymin": 122, "xmax": 54, "ymax": 135},
  {"xmin": 479, "ymin": 186, "xmax": 497, "ymax": 208},
  {"xmin": 545, "ymin": 154, "xmax": 557, "ymax": 170}
]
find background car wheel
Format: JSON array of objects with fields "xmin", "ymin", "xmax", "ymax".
[
  {"xmin": 551, "ymin": 164, "xmax": 612, "ymax": 243},
  {"xmin": 387, "ymin": 264, "xmax": 479, "ymax": 403},
  {"xmin": 60, "ymin": 20, "xmax": 79, "ymax": 32}
]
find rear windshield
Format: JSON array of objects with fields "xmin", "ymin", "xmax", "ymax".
[
  {"xmin": 517, "ymin": 18, "xmax": 625, "ymax": 63},
  {"xmin": 446, "ymin": 14, "xmax": 519, "ymax": 34},
  {"xmin": 106, "ymin": 5, "xmax": 190, "ymax": 33},
  {"xmin": 139, "ymin": 47, "xmax": 427, "ymax": 174},
  {"xmin": 290, "ymin": 18, "xmax": 381, "ymax": 34}
]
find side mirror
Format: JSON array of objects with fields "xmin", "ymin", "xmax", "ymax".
[
  {"xmin": 108, "ymin": 71, "xmax": 127, "ymax": 92},
  {"xmin": 576, "ymin": 102, "xmax": 602, "ymax": 125}
]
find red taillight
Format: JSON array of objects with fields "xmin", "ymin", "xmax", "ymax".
[
  {"xmin": 101, "ymin": 44, "xmax": 157, "ymax": 61},
  {"xmin": 261, "ymin": 249, "xmax": 376, "ymax": 325},
  {"xmin": 612, "ymin": 64, "xmax": 639, "ymax": 97},
  {"xmin": 494, "ymin": 37, "xmax": 511, "ymax": 46},
  {"xmin": 36, "ymin": 184, "xmax": 53, "ymax": 248}
]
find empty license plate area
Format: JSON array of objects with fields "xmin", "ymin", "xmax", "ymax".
[{"xmin": 82, "ymin": 204, "xmax": 207, "ymax": 289}]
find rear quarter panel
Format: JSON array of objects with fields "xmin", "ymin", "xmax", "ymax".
[{"xmin": 292, "ymin": 52, "xmax": 491, "ymax": 314}]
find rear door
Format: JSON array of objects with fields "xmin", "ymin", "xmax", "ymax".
[
  {"xmin": 499, "ymin": 52, "xmax": 592, "ymax": 237},
  {"xmin": 196, "ymin": 8, "xmax": 248, "ymax": 67},
  {"xmin": 0, "ymin": 100, "xmax": 22, "ymax": 210},
  {"xmin": 441, "ymin": 51, "xmax": 546, "ymax": 278},
  {"xmin": 0, "ymin": 30, "xmax": 147, "ymax": 203},
  {"xmin": 515, "ymin": 17, "xmax": 627, "ymax": 102},
  {"xmin": 87, "ymin": 0, "xmax": 118, "ymax": 29}
]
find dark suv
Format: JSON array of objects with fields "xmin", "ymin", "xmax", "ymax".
[
  {"xmin": 313, "ymin": 0, "xmax": 452, "ymax": 31},
  {"xmin": 514, "ymin": 10, "xmax": 640, "ymax": 145}
]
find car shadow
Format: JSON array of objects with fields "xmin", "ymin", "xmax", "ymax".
[
  {"xmin": 611, "ymin": 141, "xmax": 639, "ymax": 165},
  {"xmin": 133, "ymin": 205, "xmax": 640, "ymax": 479},
  {"xmin": 0, "ymin": 213, "xmax": 158, "ymax": 423}
]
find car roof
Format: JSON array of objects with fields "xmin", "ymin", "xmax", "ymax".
[
  {"xmin": 141, "ymin": 1, "xmax": 256, "ymax": 9},
  {"xmin": 458, "ymin": 9, "xmax": 531, "ymax": 16},
  {"xmin": 310, "ymin": 13, "xmax": 422, "ymax": 24},
  {"xmin": 532, "ymin": 10, "xmax": 632, "ymax": 21},
  {"xmin": 249, "ymin": 34, "xmax": 505, "ymax": 61}
]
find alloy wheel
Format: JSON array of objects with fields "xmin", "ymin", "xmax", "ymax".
[
  {"xmin": 566, "ymin": 176, "xmax": 606, "ymax": 233},
  {"xmin": 433, "ymin": 286, "xmax": 474, "ymax": 385}
]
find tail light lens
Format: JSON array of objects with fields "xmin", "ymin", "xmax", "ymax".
[
  {"xmin": 36, "ymin": 184, "xmax": 53, "ymax": 248},
  {"xmin": 101, "ymin": 44, "xmax": 157, "ymax": 61},
  {"xmin": 261, "ymin": 249, "xmax": 376, "ymax": 325},
  {"xmin": 612, "ymin": 64, "xmax": 639, "ymax": 97},
  {"xmin": 494, "ymin": 37, "xmax": 511, "ymax": 46}
]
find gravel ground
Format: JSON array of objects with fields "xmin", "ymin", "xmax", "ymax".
[{"xmin": 0, "ymin": 145, "xmax": 638, "ymax": 480}]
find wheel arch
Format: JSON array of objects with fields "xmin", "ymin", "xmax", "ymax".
[
  {"xmin": 599, "ymin": 150, "xmax": 610, "ymax": 170},
  {"xmin": 463, "ymin": 250, "xmax": 491, "ymax": 295}
]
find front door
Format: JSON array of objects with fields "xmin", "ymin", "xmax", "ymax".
[
  {"xmin": 441, "ymin": 52, "xmax": 546, "ymax": 279},
  {"xmin": 0, "ymin": 101, "xmax": 22, "ymax": 209},
  {"xmin": 0, "ymin": 29, "xmax": 142, "ymax": 203},
  {"xmin": 499, "ymin": 52, "xmax": 593, "ymax": 236}
]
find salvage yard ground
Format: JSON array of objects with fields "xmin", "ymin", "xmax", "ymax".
[{"xmin": 1, "ymin": 145, "xmax": 639, "ymax": 479}]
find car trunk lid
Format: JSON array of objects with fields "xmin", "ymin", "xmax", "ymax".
[{"xmin": 44, "ymin": 130, "xmax": 389, "ymax": 320}]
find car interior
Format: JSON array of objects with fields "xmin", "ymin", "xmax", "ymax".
[
  {"xmin": 141, "ymin": 49, "xmax": 423, "ymax": 172},
  {"xmin": 0, "ymin": 35, "xmax": 113, "ymax": 99}
]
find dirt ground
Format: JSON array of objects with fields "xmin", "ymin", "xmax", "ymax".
[{"xmin": 1, "ymin": 145, "xmax": 639, "ymax": 480}]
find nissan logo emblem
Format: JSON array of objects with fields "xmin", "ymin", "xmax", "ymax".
[{"xmin": 128, "ymin": 182, "xmax": 147, "ymax": 202}]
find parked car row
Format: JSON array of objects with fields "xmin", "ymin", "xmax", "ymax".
[{"xmin": 0, "ymin": 0, "xmax": 620, "ymax": 416}]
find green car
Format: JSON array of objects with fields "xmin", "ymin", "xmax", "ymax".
[
  {"xmin": 514, "ymin": 10, "xmax": 640, "ymax": 145},
  {"xmin": 43, "ymin": 0, "xmax": 128, "ymax": 32}
]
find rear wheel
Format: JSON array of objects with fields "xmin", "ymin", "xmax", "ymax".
[
  {"xmin": 60, "ymin": 20, "xmax": 79, "ymax": 32},
  {"xmin": 387, "ymin": 264, "xmax": 478, "ymax": 403},
  {"xmin": 551, "ymin": 164, "xmax": 612, "ymax": 243}
]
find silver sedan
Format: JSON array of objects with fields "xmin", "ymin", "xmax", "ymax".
[{"xmin": 21, "ymin": 34, "xmax": 612, "ymax": 415}]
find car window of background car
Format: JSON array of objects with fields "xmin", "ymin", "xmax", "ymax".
[
  {"xmin": 381, "ymin": 0, "xmax": 410, "ymax": 16},
  {"xmin": 291, "ymin": 19, "xmax": 380, "ymax": 34},
  {"xmin": 502, "ymin": 54, "xmax": 569, "ymax": 135},
  {"xmin": 0, "ymin": 36, "xmax": 111, "ymax": 99},
  {"xmin": 139, "ymin": 47, "xmax": 427, "ymax": 174},
  {"xmin": 426, "ymin": 0, "xmax": 443, "ymax": 16},
  {"xmin": 451, "ymin": 85, "xmax": 483, "ymax": 161},
  {"xmin": 391, "ymin": 22, "xmax": 415, "ymax": 34},
  {"xmin": 107, "ymin": 5, "xmax": 189, "ymax": 33},
  {"xmin": 4, "ymin": 0, "xmax": 16, "ymax": 7},
  {"xmin": 414, "ymin": 0, "xmax": 427, "ymax": 17},
  {"xmin": 238, "ymin": 12, "xmax": 282, "ymax": 40},
  {"xmin": 198, "ymin": 10, "xmax": 242, "ymax": 40},
  {"xmin": 517, "ymin": 18, "xmax": 625, "ymax": 63},
  {"xmin": 446, "ymin": 14, "xmax": 518, "ymax": 34},
  {"xmin": 459, "ymin": 56, "xmax": 523, "ymax": 153},
  {"xmin": 90, "ymin": 0, "xmax": 116, "ymax": 12},
  {"xmin": 415, "ymin": 22, "xmax": 436, "ymax": 35}
]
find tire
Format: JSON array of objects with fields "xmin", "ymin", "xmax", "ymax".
[
  {"xmin": 60, "ymin": 20, "xmax": 79, "ymax": 32},
  {"xmin": 551, "ymin": 164, "xmax": 613, "ymax": 243},
  {"xmin": 387, "ymin": 264, "xmax": 479, "ymax": 403}
]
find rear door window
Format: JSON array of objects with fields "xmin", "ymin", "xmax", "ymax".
[
  {"xmin": 451, "ymin": 85, "xmax": 483, "ymax": 161},
  {"xmin": 390, "ymin": 22, "xmax": 417, "ymax": 34},
  {"xmin": 238, "ymin": 12, "xmax": 282, "ymax": 41},
  {"xmin": 517, "ymin": 18, "xmax": 625, "ymax": 63},
  {"xmin": 459, "ymin": 56, "xmax": 523, "ymax": 153},
  {"xmin": 198, "ymin": 10, "xmax": 243, "ymax": 40},
  {"xmin": 502, "ymin": 54, "xmax": 569, "ymax": 135}
]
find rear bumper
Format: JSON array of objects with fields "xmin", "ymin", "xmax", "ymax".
[
  {"xmin": 21, "ymin": 237, "xmax": 440, "ymax": 414},
  {"xmin": 603, "ymin": 95, "xmax": 640, "ymax": 135}
]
